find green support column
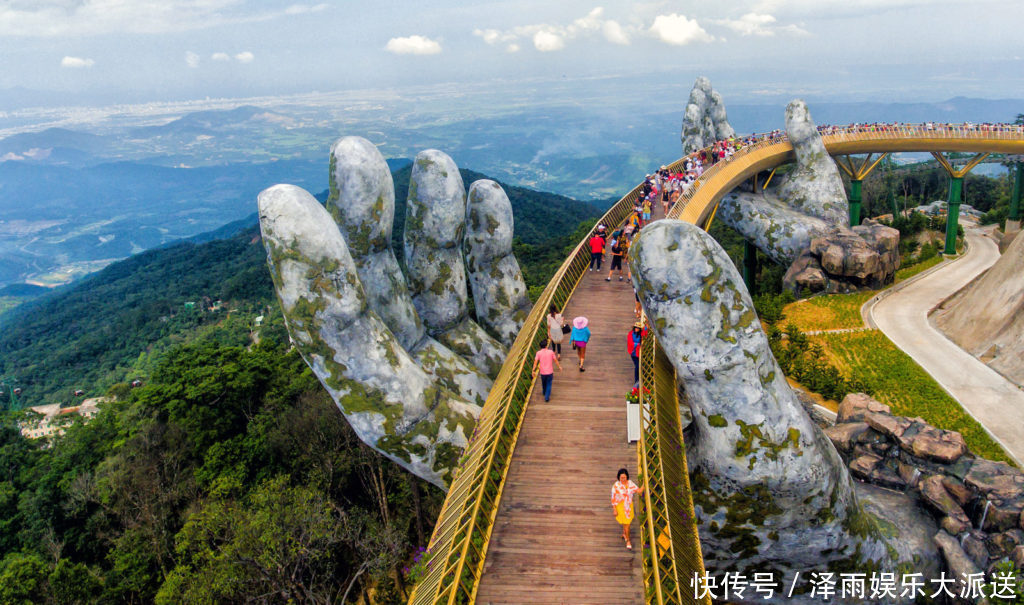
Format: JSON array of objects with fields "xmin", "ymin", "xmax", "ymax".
[
  {"xmin": 743, "ymin": 240, "xmax": 758, "ymax": 294},
  {"xmin": 849, "ymin": 179, "xmax": 863, "ymax": 226},
  {"xmin": 1010, "ymin": 162, "xmax": 1023, "ymax": 222},
  {"xmin": 944, "ymin": 176, "xmax": 963, "ymax": 255}
]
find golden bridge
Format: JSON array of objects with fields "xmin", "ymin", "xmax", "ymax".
[{"xmin": 408, "ymin": 124, "xmax": 1024, "ymax": 605}]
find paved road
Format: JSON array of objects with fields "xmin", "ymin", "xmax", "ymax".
[{"xmin": 869, "ymin": 229, "xmax": 1024, "ymax": 466}]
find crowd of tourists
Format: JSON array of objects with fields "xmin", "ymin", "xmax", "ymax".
[{"xmin": 531, "ymin": 117, "xmax": 1024, "ymax": 557}]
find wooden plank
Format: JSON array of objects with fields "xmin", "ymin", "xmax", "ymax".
[{"xmin": 475, "ymin": 215, "xmax": 656, "ymax": 604}]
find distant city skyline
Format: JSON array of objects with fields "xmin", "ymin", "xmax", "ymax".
[{"xmin": 1, "ymin": 0, "xmax": 1023, "ymax": 110}]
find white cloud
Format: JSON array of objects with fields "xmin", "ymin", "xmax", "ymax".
[
  {"xmin": 533, "ymin": 30, "xmax": 565, "ymax": 52},
  {"xmin": 0, "ymin": 0, "xmax": 329, "ymax": 37},
  {"xmin": 185, "ymin": 51, "xmax": 200, "ymax": 68},
  {"xmin": 649, "ymin": 14, "xmax": 714, "ymax": 45},
  {"xmin": 603, "ymin": 20, "xmax": 629, "ymax": 45},
  {"xmin": 475, "ymin": 6, "xmax": 633, "ymax": 52},
  {"xmin": 61, "ymin": 56, "xmax": 95, "ymax": 68},
  {"xmin": 211, "ymin": 52, "xmax": 231, "ymax": 61},
  {"xmin": 713, "ymin": 12, "xmax": 809, "ymax": 36},
  {"xmin": 283, "ymin": 3, "xmax": 328, "ymax": 15},
  {"xmin": 234, "ymin": 51, "xmax": 254, "ymax": 63},
  {"xmin": 385, "ymin": 35, "xmax": 442, "ymax": 55},
  {"xmin": 473, "ymin": 28, "xmax": 516, "ymax": 45}
]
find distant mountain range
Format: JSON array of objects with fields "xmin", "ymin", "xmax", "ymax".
[{"xmin": 0, "ymin": 95, "xmax": 1018, "ymax": 290}]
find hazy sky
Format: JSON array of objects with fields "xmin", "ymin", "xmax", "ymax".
[{"xmin": 2, "ymin": 0, "xmax": 1023, "ymax": 106}]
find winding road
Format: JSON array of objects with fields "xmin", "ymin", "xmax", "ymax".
[{"xmin": 868, "ymin": 228, "xmax": 1024, "ymax": 466}]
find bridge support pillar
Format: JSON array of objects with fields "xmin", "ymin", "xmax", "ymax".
[
  {"xmin": 944, "ymin": 177, "xmax": 963, "ymax": 255},
  {"xmin": 931, "ymin": 152, "xmax": 989, "ymax": 256},
  {"xmin": 849, "ymin": 180, "xmax": 863, "ymax": 226},
  {"xmin": 836, "ymin": 153, "xmax": 887, "ymax": 226},
  {"xmin": 1010, "ymin": 162, "xmax": 1023, "ymax": 222},
  {"xmin": 743, "ymin": 240, "xmax": 758, "ymax": 294},
  {"xmin": 1003, "ymin": 162, "xmax": 1023, "ymax": 248}
]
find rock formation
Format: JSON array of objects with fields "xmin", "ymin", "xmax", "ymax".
[
  {"xmin": 630, "ymin": 220, "xmax": 935, "ymax": 591},
  {"xmin": 827, "ymin": 393, "xmax": 1024, "ymax": 579},
  {"xmin": 933, "ymin": 228, "xmax": 1024, "ymax": 386},
  {"xmin": 680, "ymin": 77, "xmax": 735, "ymax": 155},
  {"xmin": 784, "ymin": 221, "xmax": 901, "ymax": 294},
  {"xmin": 464, "ymin": 180, "xmax": 532, "ymax": 346},
  {"xmin": 260, "ymin": 138, "xmax": 529, "ymax": 488}
]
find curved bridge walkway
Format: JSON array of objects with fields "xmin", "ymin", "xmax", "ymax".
[
  {"xmin": 475, "ymin": 258, "xmax": 646, "ymax": 604},
  {"xmin": 410, "ymin": 124, "xmax": 1024, "ymax": 605}
]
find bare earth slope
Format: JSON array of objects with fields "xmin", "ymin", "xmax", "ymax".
[{"xmin": 933, "ymin": 227, "xmax": 1024, "ymax": 386}]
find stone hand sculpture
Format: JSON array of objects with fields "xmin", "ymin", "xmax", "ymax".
[
  {"xmin": 630, "ymin": 221, "xmax": 937, "ymax": 594},
  {"xmin": 258, "ymin": 136, "xmax": 529, "ymax": 488},
  {"xmin": 717, "ymin": 99, "xmax": 848, "ymax": 266},
  {"xmin": 681, "ymin": 76, "xmax": 735, "ymax": 155}
]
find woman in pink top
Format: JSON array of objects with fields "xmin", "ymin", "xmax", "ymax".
[
  {"xmin": 611, "ymin": 467, "xmax": 643, "ymax": 550},
  {"xmin": 532, "ymin": 338, "xmax": 562, "ymax": 402}
]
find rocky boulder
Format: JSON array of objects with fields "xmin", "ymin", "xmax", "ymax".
[
  {"xmin": 837, "ymin": 392, "xmax": 892, "ymax": 423},
  {"xmin": 680, "ymin": 76, "xmax": 735, "ymax": 154},
  {"xmin": 783, "ymin": 222, "xmax": 900, "ymax": 294}
]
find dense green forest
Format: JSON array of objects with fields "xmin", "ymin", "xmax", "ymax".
[{"xmin": 0, "ymin": 323, "xmax": 443, "ymax": 603}]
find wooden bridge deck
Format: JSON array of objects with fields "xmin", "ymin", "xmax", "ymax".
[{"xmin": 475, "ymin": 254, "xmax": 646, "ymax": 604}]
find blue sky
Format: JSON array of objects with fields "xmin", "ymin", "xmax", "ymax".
[{"xmin": 1, "ymin": 0, "xmax": 1023, "ymax": 106}]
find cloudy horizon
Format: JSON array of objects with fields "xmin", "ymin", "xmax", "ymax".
[{"xmin": 1, "ymin": 0, "xmax": 1023, "ymax": 110}]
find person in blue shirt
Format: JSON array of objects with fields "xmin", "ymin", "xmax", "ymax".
[{"xmin": 570, "ymin": 316, "xmax": 591, "ymax": 372}]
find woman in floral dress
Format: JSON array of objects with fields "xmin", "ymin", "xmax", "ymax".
[{"xmin": 611, "ymin": 467, "xmax": 643, "ymax": 550}]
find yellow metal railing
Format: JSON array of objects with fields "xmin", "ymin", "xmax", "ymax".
[
  {"xmin": 635, "ymin": 333, "xmax": 710, "ymax": 605},
  {"xmin": 667, "ymin": 123, "xmax": 1024, "ymax": 226},
  {"xmin": 409, "ymin": 121, "xmax": 1024, "ymax": 605}
]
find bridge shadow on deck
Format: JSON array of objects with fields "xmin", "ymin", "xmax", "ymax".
[{"xmin": 476, "ymin": 230, "xmax": 651, "ymax": 604}]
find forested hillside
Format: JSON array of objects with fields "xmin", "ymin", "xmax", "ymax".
[{"xmin": 0, "ymin": 167, "xmax": 605, "ymax": 602}]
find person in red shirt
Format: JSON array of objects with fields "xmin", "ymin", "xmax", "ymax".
[
  {"xmin": 626, "ymin": 322, "xmax": 648, "ymax": 387},
  {"xmin": 588, "ymin": 231, "xmax": 606, "ymax": 271},
  {"xmin": 532, "ymin": 338, "xmax": 562, "ymax": 401}
]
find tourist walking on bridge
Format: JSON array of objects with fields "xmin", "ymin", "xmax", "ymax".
[
  {"xmin": 612, "ymin": 468, "xmax": 643, "ymax": 550},
  {"xmin": 588, "ymin": 231, "xmax": 605, "ymax": 271},
  {"xmin": 546, "ymin": 305, "xmax": 565, "ymax": 359},
  {"xmin": 605, "ymin": 230, "xmax": 625, "ymax": 282},
  {"xmin": 570, "ymin": 316, "xmax": 591, "ymax": 372},
  {"xmin": 532, "ymin": 338, "xmax": 562, "ymax": 402},
  {"xmin": 627, "ymin": 322, "xmax": 647, "ymax": 387}
]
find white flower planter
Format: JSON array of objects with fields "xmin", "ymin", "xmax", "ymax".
[{"xmin": 626, "ymin": 400, "xmax": 641, "ymax": 442}]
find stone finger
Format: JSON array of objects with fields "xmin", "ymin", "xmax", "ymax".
[
  {"xmin": 404, "ymin": 150, "xmax": 507, "ymax": 377},
  {"xmin": 464, "ymin": 179, "xmax": 531, "ymax": 346},
  {"xmin": 328, "ymin": 135, "xmax": 424, "ymax": 350}
]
